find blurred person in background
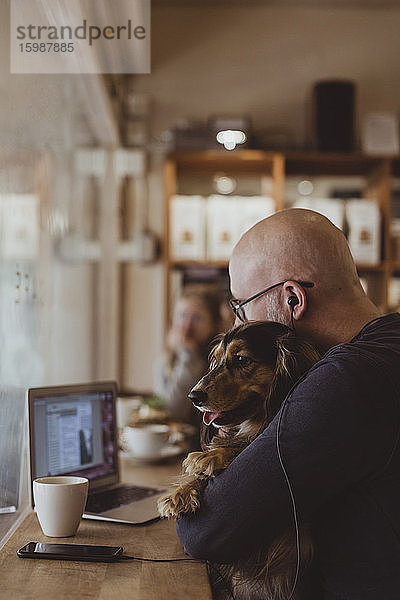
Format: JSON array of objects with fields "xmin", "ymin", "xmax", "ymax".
[{"xmin": 154, "ymin": 284, "xmax": 224, "ymax": 428}]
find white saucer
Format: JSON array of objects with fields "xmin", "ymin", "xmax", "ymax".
[{"xmin": 120, "ymin": 444, "xmax": 183, "ymax": 463}]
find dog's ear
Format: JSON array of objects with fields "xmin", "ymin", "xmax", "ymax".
[{"xmin": 267, "ymin": 333, "xmax": 320, "ymax": 421}]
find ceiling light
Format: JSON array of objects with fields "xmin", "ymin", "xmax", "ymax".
[{"xmin": 216, "ymin": 129, "xmax": 246, "ymax": 151}]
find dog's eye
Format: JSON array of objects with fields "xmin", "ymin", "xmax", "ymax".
[{"xmin": 235, "ymin": 355, "xmax": 253, "ymax": 368}]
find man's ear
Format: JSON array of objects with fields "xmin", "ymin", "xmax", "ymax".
[
  {"xmin": 266, "ymin": 333, "xmax": 321, "ymax": 421},
  {"xmin": 282, "ymin": 281, "xmax": 308, "ymax": 321}
]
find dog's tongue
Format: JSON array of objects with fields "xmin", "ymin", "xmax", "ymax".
[{"xmin": 203, "ymin": 411, "xmax": 223, "ymax": 426}]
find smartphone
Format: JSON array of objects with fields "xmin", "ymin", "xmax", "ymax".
[{"xmin": 17, "ymin": 542, "xmax": 123, "ymax": 562}]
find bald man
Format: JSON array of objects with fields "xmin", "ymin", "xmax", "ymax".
[
  {"xmin": 176, "ymin": 209, "xmax": 400, "ymax": 599},
  {"xmin": 229, "ymin": 208, "xmax": 380, "ymax": 352}
]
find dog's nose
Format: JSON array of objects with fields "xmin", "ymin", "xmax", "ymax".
[{"xmin": 188, "ymin": 389, "xmax": 208, "ymax": 406}]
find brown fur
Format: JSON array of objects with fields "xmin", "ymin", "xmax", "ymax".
[{"xmin": 158, "ymin": 321, "xmax": 321, "ymax": 600}]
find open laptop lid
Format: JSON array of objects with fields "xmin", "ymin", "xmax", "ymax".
[{"xmin": 28, "ymin": 381, "xmax": 119, "ymax": 506}]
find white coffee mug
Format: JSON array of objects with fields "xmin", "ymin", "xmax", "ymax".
[
  {"xmin": 124, "ymin": 424, "xmax": 170, "ymax": 457},
  {"xmin": 33, "ymin": 476, "xmax": 89, "ymax": 537}
]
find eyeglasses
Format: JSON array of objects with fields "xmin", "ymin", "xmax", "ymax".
[{"xmin": 229, "ymin": 280, "xmax": 314, "ymax": 323}]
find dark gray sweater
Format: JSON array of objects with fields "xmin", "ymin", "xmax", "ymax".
[{"xmin": 176, "ymin": 313, "xmax": 400, "ymax": 599}]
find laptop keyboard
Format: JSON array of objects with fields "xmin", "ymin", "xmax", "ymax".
[{"xmin": 85, "ymin": 485, "xmax": 160, "ymax": 514}]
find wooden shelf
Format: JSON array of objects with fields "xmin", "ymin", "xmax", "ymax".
[
  {"xmin": 390, "ymin": 262, "xmax": 400, "ymax": 273},
  {"xmin": 171, "ymin": 260, "xmax": 386, "ymax": 272},
  {"xmin": 389, "ymin": 158, "xmax": 400, "ymax": 178},
  {"xmin": 356, "ymin": 263, "xmax": 386, "ymax": 272},
  {"xmin": 284, "ymin": 152, "xmax": 391, "ymax": 176},
  {"xmin": 170, "ymin": 260, "xmax": 229, "ymax": 269},
  {"xmin": 170, "ymin": 150, "xmax": 280, "ymax": 175},
  {"xmin": 164, "ymin": 150, "xmax": 397, "ymax": 320}
]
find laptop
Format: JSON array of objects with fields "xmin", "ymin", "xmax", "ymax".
[{"xmin": 28, "ymin": 381, "xmax": 165, "ymax": 524}]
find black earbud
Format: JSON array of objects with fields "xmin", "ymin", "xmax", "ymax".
[{"xmin": 287, "ymin": 296, "xmax": 299, "ymax": 308}]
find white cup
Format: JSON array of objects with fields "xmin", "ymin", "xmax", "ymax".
[
  {"xmin": 33, "ymin": 476, "xmax": 89, "ymax": 537},
  {"xmin": 124, "ymin": 424, "xmax": 170, "ymax": 457}
]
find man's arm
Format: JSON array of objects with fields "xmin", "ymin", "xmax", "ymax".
[{"xmin": 176, "ymin": 354, "xmax": 398, "ymax": 562}]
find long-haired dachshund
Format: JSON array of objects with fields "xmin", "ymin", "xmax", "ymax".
[{"xmin": 158, "ymin": 321, "xmax": 321, "ymax": 600}]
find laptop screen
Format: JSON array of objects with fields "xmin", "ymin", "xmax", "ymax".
[{"xmin": 29, "ymin": 382, "xmax": 118, "ymax": 491}]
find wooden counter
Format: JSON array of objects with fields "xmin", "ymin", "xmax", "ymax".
[{"xmin": 0, "ymin": 456, "xmax": 212, "ymax": 600}]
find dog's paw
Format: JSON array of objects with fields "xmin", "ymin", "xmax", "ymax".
[
  {"xmin": 182, "ymin": 452, "xmax": 205, "ymax": 476},
  {"xmin": 157, "ymin": 483, "xmax": 201, "ymax": 519},
  {"xmin": 183, "ymin": 449, "xmax": 231, "ymax": 477}
]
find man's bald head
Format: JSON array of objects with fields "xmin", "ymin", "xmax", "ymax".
[
  {"xmin": 230, "ymin": 208, "xmax": 360, "ymax": 301},
  {"xmin": 229, "ymin": 209, "xmax": 379, "ymax": 350}
]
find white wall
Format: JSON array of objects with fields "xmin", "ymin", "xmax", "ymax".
[{"xmin": 121, "ymin": 160, "xmax": 165, "ymax": 391}]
